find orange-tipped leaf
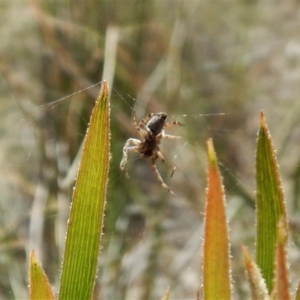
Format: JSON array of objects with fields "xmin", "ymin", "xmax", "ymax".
[
  {"xmin": 273, "ymin": 218, "xmax": 291, "ymax": 300},
  {"xmin": 203, "ymin": 138, "xmax": 232, "ymax": 300}
]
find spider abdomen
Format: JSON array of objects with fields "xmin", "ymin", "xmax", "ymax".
[{"xmin": 146, "ymin": 112, "xmax": 167, "ymax": 136}]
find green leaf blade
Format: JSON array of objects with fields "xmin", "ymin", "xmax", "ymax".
[
  {"xmin": 59, "ymin": 81, "xmax": 110, "ymax": 299},
  {"xmin": 255, "ymin": 111, "xmax": 288, "ymax": 293},
  {"xmin": 29, "ymin": 250, "xmax": 55, "ymax": 300}
]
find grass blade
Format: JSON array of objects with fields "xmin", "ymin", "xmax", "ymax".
[
  {"xmin": 59, "ymin": 81, "xmax": 110, "ymax": 299},
  {"xmin": 242, "ymin": 245, "xmax": 269, "ymax": 300},
  {"xmin": 203, "ymin": 138, "xmax": 232, "ymax": 300},
  {"xmin": 295, "ymin": 281, "xmax": 300, "ymax": 300},
  {"xmin": 160, "ymin": 287, "xmax": 170, "ymax": 300},
  {"xmin": 255, "ymin": 111, "xmax": 288, "ymax": 292},
  {"xmin": 273, "ymin": 218, "xmax": 291, "ymax": 300},
  {"xmin": 29, "ymin": 250, "xmax": 55, "ymax": 300}
]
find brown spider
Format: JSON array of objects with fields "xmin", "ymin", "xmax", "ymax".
[{"xmin": 120, "ymin": 111, "xmax": 184, "ymax": 196}]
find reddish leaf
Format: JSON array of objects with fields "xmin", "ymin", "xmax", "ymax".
[{"xmin": 202, "ymin": 138, "xmax": 232, "ymax": 300}]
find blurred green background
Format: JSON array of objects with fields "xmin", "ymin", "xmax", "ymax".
[{"xmin": 1, "ymin": 0, "xmax": 300, "ymax": 299}]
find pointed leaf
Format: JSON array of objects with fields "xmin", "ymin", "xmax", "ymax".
[
  {"xmin": 294, "ymin": 281, "xmax": 300, "ymax": 300},
  {"xmin": 256, "ymin": 111, "xmax": 288, "ymax": 292},
  {"xmin": 203, "ymin": 138, "xmax": 232, "ymax": 300},
  {"xmin": 160, "ymin": 287, "xmax": 170, "ymax": 300},
  {"xmin": 273, "ymin": 218, "xmax": 291, "ymax": 300},
  {"xmin": 59, "ymin": 81, "xmax": 110, "ymax": 299},
  {"xmin": 29, "ymin": 250, "xmax": 55, "ymax": 300},
  {"xmin": 242, "ymin": 245, "xmax": 269, "ymax": 300}
]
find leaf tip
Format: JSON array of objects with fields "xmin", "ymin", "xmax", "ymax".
[
  {"xmin": 260, "ymin": 110, "xmax": 267, "ymax": 129},
  {"xmin": 242, "ymin": 245, "xmax": 255, "ymax": 272},
  {"xmin": 30, "ymin": 250, "xmax": 37, "ymax": 264},
  {"xmin": 242, "ymin": 244, "xmax": 269, "ymax": 299},
  {"xmin": 102, "ymin": 79, "xmax": 109, "ymax": 92},
  {"xmin": 97, "ymin": 80, "xmax": 109, "ymax": 104},
  {"xmin": 206, "ymin": 138, "xmax": 217, "ymax": 167},
  {"xmin": 102, "ymin": 80, "xmax": 109, "ymax": 97}
]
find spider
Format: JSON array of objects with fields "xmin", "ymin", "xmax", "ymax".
[{"xmin": 120, "ymin": 111, "xmax": 184, "ymax": 196}]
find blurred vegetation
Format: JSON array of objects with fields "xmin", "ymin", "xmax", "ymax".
[{"xmin": 1, "ymin": 0, "xmax": 300, "ymax": 299}]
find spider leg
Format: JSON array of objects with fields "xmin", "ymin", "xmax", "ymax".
[
  {"xmin": 162, "ymin": 122, "xmax": 183, "ymax": 140},
  {"xmin": 132, "ymin": 111, "xmax": 151, "ymax": 138},
  {"xmin": 164, "ymin": 121, "xmax": 185, "ymax": 128},
  {"xmin": 132, "ymin": 111, "xmax": 140, "ymax": 132},
  {"xmin": 139, "ymin": 112, "xmax": 155, "ymax": 127},
  {"xmin": 151, "ymin": 154, "xmax": 176, "ymax": 196},
  {"xmin": 153, "ymin": 134, "xmax": 177, "ymax": 177},
  {"xmin": 162, "ymin": 133, "xmax": 182, "ymax": 140},
  {"xmin": 140, "ymin": 122, "xmax": 154, "ymax": 137},
  {"xmin": 120, "ymin": 138, "xmax": 141, "ymax": 178},
  {"xmin": 160, "ymin": 132, "xmax": 182, "ymax": 155},
  {"xmin": 157, "ymin": 151, "xmax": 177, "ymax": 178}
]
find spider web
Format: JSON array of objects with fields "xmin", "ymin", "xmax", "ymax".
[
  {"xmin": 4, "ymin": 80, "xmax": 257, "ymax": 300},
  {"xmin": 25, "ymin": 81, "xmax": 252, "ymax": 196}
]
